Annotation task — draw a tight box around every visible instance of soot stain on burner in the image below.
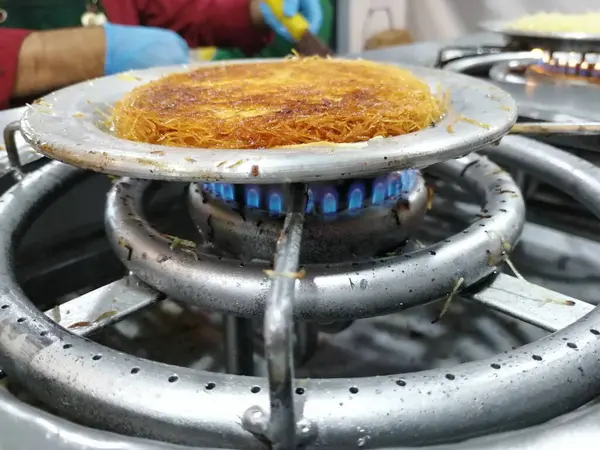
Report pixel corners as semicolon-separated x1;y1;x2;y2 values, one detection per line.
205;214;215;241
397;199;410;212
156;255;171;263
459;160;478;178
236;207;247;222
391;209;402;226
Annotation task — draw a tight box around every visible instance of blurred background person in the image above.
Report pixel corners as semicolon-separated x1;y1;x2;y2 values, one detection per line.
196;0;332;62
0;0;326;109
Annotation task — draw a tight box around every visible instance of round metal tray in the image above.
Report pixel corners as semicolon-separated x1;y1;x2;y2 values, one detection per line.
481;19;600;44
19;61;516;184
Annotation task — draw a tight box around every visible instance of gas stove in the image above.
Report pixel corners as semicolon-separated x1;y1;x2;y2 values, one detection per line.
2;57;600;450
430;28;600;242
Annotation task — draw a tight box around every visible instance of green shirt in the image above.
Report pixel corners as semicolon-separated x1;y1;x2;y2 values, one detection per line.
0;0;103;30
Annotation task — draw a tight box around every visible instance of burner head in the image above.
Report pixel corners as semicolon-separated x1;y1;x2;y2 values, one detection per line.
201;171;415;216
189;170;428;263
528;48;600;86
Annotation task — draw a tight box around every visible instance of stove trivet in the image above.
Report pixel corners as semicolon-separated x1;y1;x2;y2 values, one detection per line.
1;133;600;448
0;137;600;448
435;45;510;69
188;170;427;263
17;61;516;184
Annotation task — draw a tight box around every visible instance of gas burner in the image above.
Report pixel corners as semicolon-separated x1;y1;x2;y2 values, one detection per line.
439;44;600;242
528;49;600;84
2;133;600;449
456;20;600;89
487;49;600;88
4;61;600;450
199;171;418;216
105;152;523;319
440;48;600;88
442;51;600;123
188;170;427;263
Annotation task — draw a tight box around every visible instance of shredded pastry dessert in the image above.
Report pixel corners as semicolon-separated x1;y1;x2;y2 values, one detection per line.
508;12;600;34
110;57;445;149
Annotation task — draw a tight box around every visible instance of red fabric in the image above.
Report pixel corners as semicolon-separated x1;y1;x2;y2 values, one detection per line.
105;0;272;52
0;0;272;109
0;28;32;110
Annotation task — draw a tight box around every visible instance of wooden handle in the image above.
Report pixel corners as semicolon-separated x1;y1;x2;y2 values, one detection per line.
263;0;309;41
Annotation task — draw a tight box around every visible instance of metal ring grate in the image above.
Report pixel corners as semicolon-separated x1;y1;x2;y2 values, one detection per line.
105;152;524;320
0;137;600;448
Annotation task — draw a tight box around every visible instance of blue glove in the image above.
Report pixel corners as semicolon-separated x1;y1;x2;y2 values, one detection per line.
103;23;190;76
260;0;323;42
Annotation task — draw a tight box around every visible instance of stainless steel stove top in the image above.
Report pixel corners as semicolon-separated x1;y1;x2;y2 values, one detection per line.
2;39;600;450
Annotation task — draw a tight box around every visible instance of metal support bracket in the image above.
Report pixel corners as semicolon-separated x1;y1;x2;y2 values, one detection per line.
3;121;25;180
243;183;311;449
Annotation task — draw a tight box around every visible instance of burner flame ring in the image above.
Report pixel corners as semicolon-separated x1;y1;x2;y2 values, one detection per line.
187;171;428;264
105;153;524;321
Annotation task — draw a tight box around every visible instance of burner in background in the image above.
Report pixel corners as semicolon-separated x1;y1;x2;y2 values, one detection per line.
526;48;600;86
444;44;600;88
189;170;428;264
436;42;600;85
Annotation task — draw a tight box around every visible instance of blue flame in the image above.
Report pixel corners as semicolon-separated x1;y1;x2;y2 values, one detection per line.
306;189;315;214
386;173;402;198
321;188;338;215
268;190;284;215
204;182;217;194
400;170;417;195
205;169;419;214
222;184;235;201
371;177;387;205
348;182;366;211
245;185;260;209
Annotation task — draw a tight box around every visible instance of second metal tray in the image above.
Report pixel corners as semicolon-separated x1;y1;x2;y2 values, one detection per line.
480;19;600;50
